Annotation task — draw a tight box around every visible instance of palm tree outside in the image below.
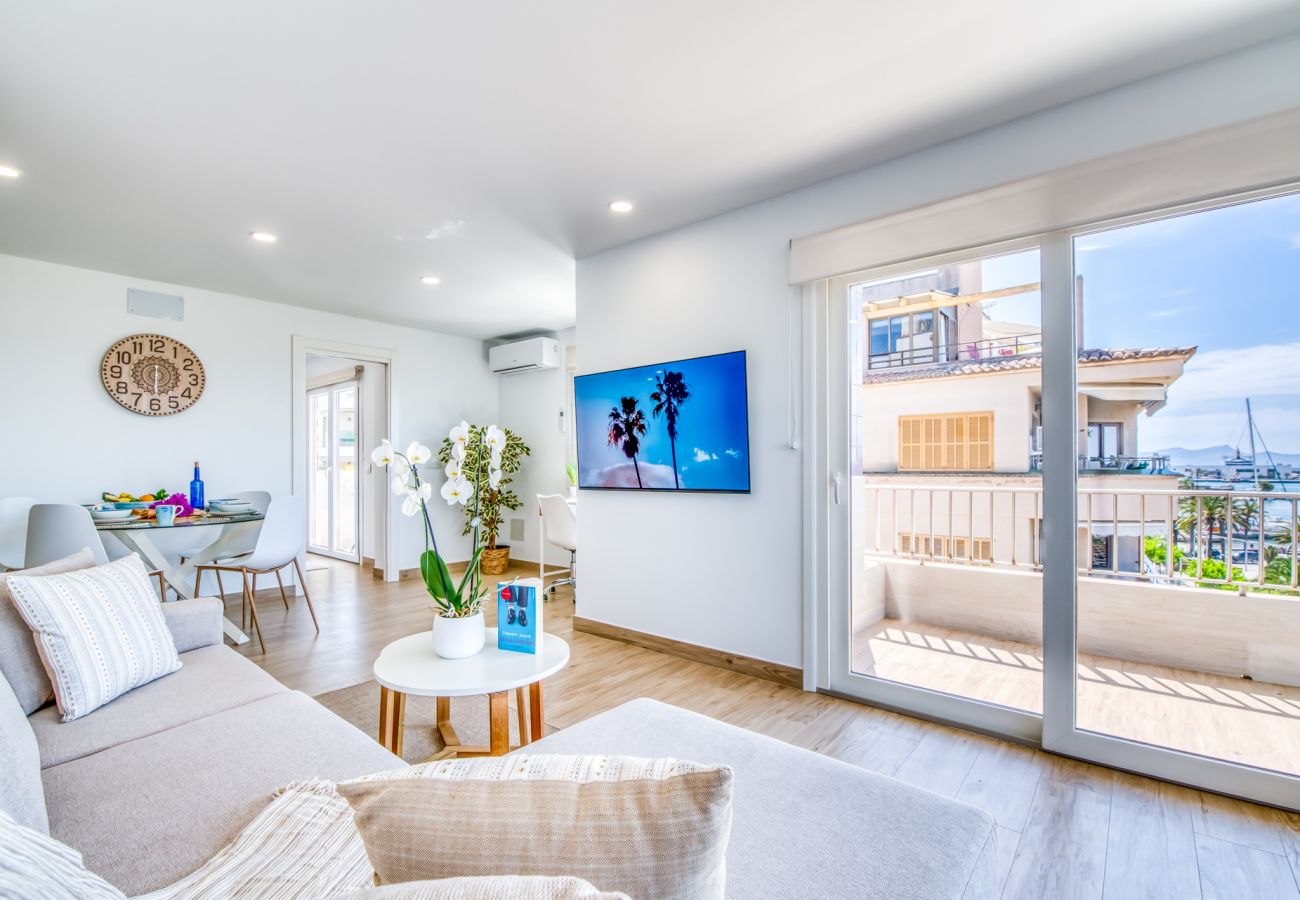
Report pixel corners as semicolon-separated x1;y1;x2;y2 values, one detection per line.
607;396;648;488
650;370;691;489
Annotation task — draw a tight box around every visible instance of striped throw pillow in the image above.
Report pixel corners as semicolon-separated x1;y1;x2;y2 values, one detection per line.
0;807;126;899
6;554;181;722
338;755;733;899
137;780;374;900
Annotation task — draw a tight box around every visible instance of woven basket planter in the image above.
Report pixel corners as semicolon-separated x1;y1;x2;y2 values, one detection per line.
480;545;511;576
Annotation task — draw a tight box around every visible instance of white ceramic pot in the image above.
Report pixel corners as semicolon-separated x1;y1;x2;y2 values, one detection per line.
568;485;578;500
431;611;486;659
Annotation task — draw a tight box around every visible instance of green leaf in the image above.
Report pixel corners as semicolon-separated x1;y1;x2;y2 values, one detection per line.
421;550;454;601
456;545;486;599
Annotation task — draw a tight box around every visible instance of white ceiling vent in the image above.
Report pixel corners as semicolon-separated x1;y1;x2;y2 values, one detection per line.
127;288;184;320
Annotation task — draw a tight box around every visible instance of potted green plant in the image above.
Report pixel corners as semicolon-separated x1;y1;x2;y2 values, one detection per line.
371;437;488;659
566;462;579;500
438;421;530;576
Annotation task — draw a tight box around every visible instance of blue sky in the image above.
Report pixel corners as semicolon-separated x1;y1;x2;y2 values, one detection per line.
575;351;751;491
970;192;1300;454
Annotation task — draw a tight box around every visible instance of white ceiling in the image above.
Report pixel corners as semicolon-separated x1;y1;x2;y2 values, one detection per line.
1;2;1298;338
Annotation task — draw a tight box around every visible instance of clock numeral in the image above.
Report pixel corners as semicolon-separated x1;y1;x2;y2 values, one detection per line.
150;338;164;352
116;351;131;364
149;397;162;413
168;396;179;411
181;387;192;399
182;359;194;372
132;341;143;354
109;364;122;378
116;381;127;394
188;374;199;387
131;393;143;407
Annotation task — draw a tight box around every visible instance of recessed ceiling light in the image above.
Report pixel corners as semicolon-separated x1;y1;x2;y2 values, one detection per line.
421;275;441;286
608;200;634;213
249;231;278;243
0;165;20;178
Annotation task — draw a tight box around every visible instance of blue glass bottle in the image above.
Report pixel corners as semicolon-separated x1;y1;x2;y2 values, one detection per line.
189;461;205;510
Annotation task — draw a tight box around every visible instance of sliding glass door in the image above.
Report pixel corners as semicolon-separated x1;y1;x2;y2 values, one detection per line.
822;188;1300;809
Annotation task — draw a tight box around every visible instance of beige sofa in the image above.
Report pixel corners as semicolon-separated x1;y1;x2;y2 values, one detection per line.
1;597;997;898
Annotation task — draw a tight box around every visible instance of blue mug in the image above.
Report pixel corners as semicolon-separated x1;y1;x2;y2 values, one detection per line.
155;505;179;527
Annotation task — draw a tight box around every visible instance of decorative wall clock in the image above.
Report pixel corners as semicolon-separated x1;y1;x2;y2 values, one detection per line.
100;333;206;416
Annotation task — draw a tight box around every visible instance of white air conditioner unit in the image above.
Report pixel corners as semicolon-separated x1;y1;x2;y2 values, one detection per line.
489;337;561;375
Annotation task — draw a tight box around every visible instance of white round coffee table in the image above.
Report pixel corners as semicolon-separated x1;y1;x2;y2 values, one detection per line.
373;628;570;759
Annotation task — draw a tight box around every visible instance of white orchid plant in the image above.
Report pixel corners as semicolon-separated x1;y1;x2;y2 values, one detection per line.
371;438;488;619
437;421;529;551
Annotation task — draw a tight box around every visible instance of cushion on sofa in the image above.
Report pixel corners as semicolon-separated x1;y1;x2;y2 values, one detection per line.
29;644;288;768
43;690;402;895
0;808;125;899
0;547;97;715
134;779;373;900
523;699;999;900
6;554;181;721
328;876;631;899
0;672;47;834
159;597;225;654
339;755;732;899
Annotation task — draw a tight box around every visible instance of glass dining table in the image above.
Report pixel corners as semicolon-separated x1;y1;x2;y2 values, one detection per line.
95;511;265;645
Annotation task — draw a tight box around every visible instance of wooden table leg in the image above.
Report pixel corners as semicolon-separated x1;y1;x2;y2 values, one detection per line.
529;681;544;742
488;691;510;756
378;686;406;757
515;687;529;746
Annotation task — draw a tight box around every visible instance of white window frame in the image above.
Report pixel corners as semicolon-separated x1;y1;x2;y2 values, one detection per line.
814;185;1300;810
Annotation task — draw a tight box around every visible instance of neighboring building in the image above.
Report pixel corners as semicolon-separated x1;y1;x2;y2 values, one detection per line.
853;264;1195;572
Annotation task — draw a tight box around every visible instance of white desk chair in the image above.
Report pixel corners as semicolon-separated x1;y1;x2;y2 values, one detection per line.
25;504;166;598
193;495;317;653
0;497;37;570
537;493;577;602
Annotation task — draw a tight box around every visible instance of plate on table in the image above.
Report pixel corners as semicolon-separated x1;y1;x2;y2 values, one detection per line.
90;508;133;521
210;502;252;515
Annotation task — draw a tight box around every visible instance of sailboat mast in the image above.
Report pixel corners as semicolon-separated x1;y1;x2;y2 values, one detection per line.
1246;398;1259;486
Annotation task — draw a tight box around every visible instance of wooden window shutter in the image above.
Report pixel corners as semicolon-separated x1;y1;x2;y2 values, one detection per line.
897;411;994;472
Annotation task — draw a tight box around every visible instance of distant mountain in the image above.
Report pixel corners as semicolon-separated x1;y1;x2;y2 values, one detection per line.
1154;444;1300;467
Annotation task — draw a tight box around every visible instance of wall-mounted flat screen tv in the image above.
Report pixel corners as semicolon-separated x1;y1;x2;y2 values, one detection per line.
574;350;750;493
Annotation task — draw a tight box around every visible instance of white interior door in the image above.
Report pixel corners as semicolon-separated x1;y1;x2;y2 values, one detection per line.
308;380;360;562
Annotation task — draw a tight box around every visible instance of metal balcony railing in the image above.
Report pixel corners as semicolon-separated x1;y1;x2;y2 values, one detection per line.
1028;454;1173;473
861;483;1299;594
867;333;1043;371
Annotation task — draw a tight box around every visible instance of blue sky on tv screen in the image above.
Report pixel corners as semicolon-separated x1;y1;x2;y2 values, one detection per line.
575;351;750;491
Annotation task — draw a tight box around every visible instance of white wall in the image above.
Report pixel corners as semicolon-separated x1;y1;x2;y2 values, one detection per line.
575;35;1300;669
495;327;576;566
0;254;497;569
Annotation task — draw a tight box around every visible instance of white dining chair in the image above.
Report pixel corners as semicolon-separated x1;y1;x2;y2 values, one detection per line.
25;504;166;597
179;490;271;565
0;497;37;570
537;493;577;602
192;495;317;653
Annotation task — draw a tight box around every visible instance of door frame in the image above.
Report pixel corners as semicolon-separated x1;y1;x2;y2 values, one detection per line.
291;336;399;582
306;378;362;562
810;189;1300;810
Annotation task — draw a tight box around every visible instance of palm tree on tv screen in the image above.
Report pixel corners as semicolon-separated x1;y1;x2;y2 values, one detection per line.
651;370;690;489
607;396;648;488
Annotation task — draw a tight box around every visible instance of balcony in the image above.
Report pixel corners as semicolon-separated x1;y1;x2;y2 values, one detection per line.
852;480;1300;773
866;333;1042;372
1029;454;1173;474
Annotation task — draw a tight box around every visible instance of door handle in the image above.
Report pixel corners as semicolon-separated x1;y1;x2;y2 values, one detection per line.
831;473;843;505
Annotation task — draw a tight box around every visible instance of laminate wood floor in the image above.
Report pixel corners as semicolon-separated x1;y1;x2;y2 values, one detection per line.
232;555;1300;900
